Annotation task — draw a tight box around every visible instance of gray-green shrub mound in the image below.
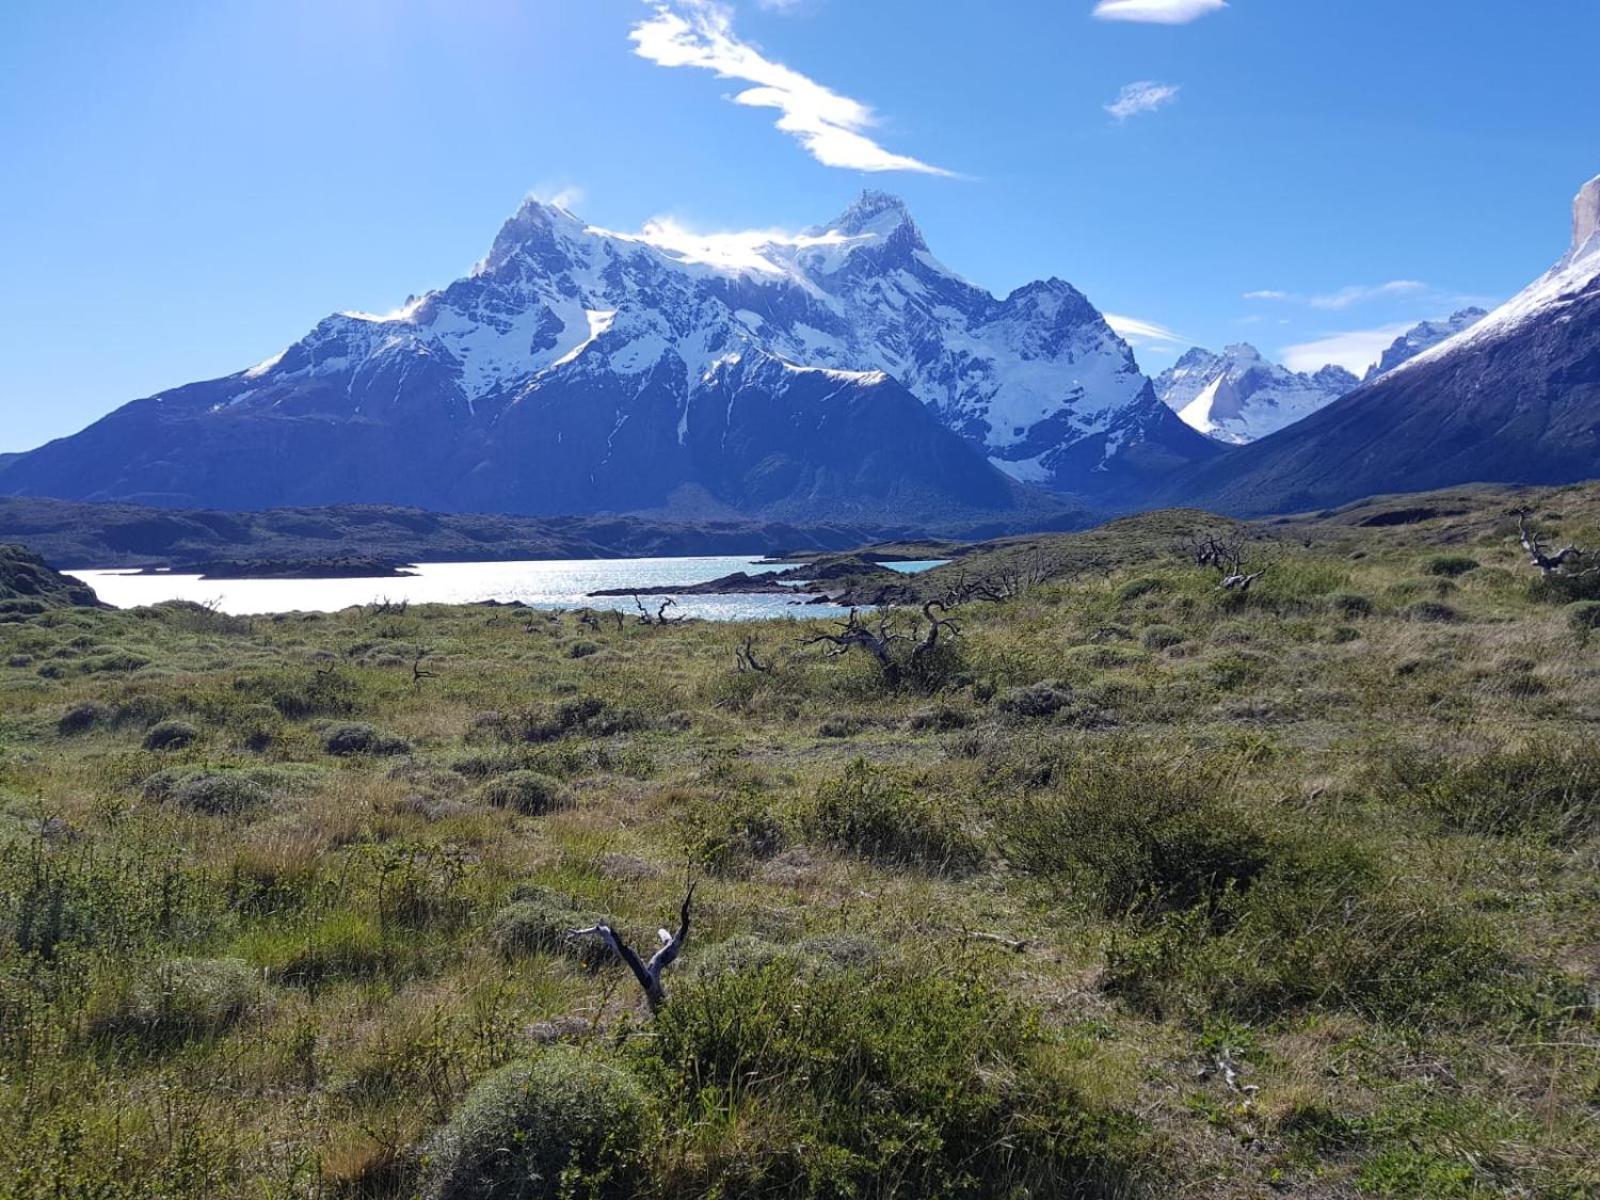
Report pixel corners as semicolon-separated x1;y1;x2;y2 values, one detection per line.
476;770;573;815
89;956;261;1043
422;1046;650;1200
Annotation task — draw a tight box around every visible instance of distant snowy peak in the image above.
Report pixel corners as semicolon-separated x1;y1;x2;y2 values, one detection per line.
1364;308;1488;382
1155;343;1357;445
1397;174;1600;377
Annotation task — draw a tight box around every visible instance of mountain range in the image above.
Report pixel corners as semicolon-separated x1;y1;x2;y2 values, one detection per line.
1169;176;1600;514
0;192;1215;525
1154;309;1488;446
3;177;1598;527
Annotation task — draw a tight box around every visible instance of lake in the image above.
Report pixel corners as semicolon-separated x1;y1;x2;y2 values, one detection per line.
72;557;948;621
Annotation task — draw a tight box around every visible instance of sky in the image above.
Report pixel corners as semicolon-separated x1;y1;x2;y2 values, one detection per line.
2;0;1596;452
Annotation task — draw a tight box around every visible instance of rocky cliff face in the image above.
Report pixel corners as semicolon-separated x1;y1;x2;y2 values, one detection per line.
0;192;1217;521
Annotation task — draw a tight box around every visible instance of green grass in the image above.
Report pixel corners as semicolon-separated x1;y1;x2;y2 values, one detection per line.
1;484;1598;1198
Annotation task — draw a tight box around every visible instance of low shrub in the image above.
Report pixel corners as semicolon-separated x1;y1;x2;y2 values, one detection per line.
1003;750;1270;921
143;720;198;751
1129;873;1511;1025
1422;554;1480;578
644;957;1142;1198
809;759;981;872
476;770;573;816
142;770;272;816
1528;570;1600;604
1567;600;1600;643
567;640;601;659
673;787;787;872
997;680;1074;719
1402;601;1461;624
1374;741;1600;842
237;668;357;719
488;888;593;958
88;956;261;1043
58;701;112;736
1327;592;1375;619
1141;624;1186;651
422;1047;650;1200
322;723;411;757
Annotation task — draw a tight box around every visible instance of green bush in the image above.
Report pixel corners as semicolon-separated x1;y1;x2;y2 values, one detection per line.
1422;554;1480;578
58;701;112;735
143;719;199;751
1004;750;1270;921
422;1047;650;1200
1141;624;1186;651
146;771;272;816
1327;592;1375;619
1402;601;1461;624
476;771;574;816
1374;741;1600;842
673;787;787;872
997;680;1074;719
89;957;261;1043
1567;600;1600;642
322;723;411;756
1181;874;1508;1024
810;759;981;872
1528;570;1600;604
645;957;1141;1198
237;668;357;719
487;888;593;959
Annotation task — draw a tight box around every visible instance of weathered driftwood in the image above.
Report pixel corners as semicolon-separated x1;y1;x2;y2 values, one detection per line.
568;883;695;1012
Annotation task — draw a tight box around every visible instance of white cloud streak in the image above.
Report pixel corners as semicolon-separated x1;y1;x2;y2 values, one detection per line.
1105;81;1180;121
1093;0;1227;25
1245;281;1429;310
1105;312;1189;349
1280;323;1416;375
630;1;949;175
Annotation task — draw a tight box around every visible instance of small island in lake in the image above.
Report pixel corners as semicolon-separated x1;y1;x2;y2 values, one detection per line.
137;556;419;581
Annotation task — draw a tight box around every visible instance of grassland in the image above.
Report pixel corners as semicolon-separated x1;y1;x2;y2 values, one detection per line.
2;484;1599;1199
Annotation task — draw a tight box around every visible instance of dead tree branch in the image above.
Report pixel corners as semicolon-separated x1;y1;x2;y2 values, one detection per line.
804;608;909;686
633;595;682;626
1516;510;1590;576
411;648;436;691
568;882;696;1012
734;635;773;674
911;600;960;667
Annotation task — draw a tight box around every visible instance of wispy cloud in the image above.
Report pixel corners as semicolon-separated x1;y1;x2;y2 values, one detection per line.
1106;312;1189;349
1105;81;1180;121
1093;0;1227;25
1245;280;1428;311
630;1;949;175
1280;322;1415;375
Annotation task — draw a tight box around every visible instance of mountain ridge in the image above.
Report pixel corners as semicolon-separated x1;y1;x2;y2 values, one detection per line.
0;191;1217;520
1167;174;1600;515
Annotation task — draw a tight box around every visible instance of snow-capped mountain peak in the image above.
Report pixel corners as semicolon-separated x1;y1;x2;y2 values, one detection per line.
1363;309;1488;382
1397;175;1600;377
100;190;1214;500
1155;343;1357;445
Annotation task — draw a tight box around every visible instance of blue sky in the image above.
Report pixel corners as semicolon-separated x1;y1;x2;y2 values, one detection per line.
2;0;1595;451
